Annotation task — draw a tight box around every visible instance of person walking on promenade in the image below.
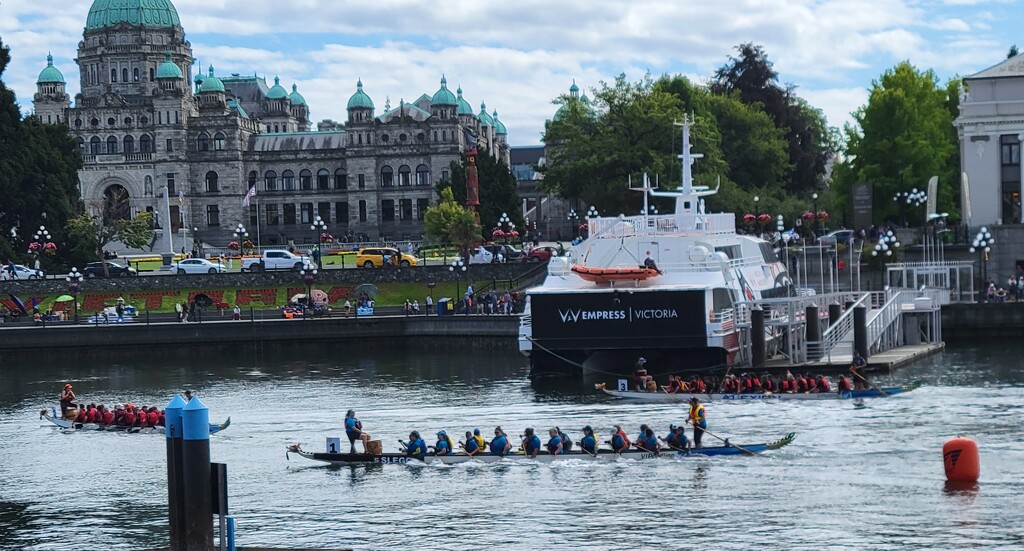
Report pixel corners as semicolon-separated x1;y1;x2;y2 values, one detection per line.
688;397;707;449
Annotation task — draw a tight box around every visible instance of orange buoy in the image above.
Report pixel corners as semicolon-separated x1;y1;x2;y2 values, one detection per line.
943;437;980;483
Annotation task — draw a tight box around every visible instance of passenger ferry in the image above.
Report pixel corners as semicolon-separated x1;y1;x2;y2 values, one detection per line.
520;118;794;377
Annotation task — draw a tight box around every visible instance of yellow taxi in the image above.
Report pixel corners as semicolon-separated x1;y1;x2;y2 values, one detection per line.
356;247;418;268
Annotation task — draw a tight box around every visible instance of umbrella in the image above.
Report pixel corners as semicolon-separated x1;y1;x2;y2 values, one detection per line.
54;295;75;302
289;293;307;303
7;292;27;314
310;289;328;305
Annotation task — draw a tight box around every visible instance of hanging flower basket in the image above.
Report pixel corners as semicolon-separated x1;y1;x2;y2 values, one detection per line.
320;232;334;244
227;241;241;251
492;229;506;239
757;214;772;224
743;214;756;224
817;211;829;222
801;211;815;221
241;239;256;254
508;230;520;238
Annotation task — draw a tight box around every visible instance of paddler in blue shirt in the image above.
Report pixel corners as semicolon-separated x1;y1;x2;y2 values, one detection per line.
404;431;428;460
661;424;690;453
433;430;453;456
635;427;660;454
580;426;598;455
522;428;542;458
489;426;511;456
546;428;564;456
463;431;480;456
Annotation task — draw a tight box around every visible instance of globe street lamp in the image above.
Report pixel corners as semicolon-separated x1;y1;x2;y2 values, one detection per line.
893;188;927;227
29;224;55;271
449;258;467;312
66;268;82;324
970;227;994;302
811;192;819;236
311;215;328;269
567;209;579;239
300;267;317;317
232;223;248;270
587;206;600;218
872;229;900;288
641;205;659;215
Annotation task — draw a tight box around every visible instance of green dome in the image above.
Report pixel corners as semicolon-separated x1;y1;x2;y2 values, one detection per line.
289;83;307;106
456;86;473;116
37;54;65;84
155;51;183;79
477;101;494;127
569;80;579;95
267;76;289;100
430;76;457;106
199;65;224;93
347;79;374;110
492;110;507;135
86;0;181;30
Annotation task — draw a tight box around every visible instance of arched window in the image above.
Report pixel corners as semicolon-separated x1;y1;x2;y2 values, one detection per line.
381;134;390;143
149;67;154;81
102;185;131;224
317;169;330;190
90;136;101;154
106;135;118;154
300;169;313;190
442;130;447;142
380;166;394;187
213;132;225;151
77;138;85;154
265;170;278;191
334;169;347;189
282;170;295;190
111;68;117;82
139;134;152;153
133;68;140;82
248;171;258;188
122;68;128;83
416;164;430;187
197;133;209;152
123;135;135;154
205;171;219;193
433;130;438;141
398;165;411;186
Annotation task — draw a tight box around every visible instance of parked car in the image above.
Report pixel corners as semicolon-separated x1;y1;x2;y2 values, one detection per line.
241;250;312;272
480;244;523;262
175;258;226;274
525;246;561;263
356;247;418;268
83;261;137;278
467;247;494;264
1;264;44;279
817;230;854;246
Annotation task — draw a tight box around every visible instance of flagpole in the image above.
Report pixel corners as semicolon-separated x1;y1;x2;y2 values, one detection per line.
255;197;261;252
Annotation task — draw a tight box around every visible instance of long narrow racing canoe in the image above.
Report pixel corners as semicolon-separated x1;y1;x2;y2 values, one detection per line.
41;407;230;434
286;433;795;465
595;382;920;402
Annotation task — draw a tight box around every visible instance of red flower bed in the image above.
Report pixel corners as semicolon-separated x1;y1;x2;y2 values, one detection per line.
286;287;305;299
82;293;121;311
130;291;181;309
188;290;225;304
235;288;279;306
327;286;356;303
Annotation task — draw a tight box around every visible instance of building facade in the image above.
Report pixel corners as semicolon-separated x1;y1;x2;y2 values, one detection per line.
33;0;510;251
955;53;1024;227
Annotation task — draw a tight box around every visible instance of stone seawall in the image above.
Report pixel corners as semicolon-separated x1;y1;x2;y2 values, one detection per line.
941;302;1024;340
0;262;541;295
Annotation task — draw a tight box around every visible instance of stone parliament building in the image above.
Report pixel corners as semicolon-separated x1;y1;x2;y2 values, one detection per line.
33;0;510;250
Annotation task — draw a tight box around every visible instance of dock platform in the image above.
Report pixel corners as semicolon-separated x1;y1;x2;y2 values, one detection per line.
764;342;945;374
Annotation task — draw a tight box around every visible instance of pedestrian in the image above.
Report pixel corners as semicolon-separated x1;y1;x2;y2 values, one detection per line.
115;301;124;322
232;304;241;320
175;301;184;322
425;294;432;315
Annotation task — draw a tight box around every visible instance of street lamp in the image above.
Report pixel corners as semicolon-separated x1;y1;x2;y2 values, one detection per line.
29;224;55;270
893;188;927;227
300;267;317;317
587;206;599;218
567;209;579;239
811;192;819;236
65;268;82;324
449;258;467;311
872;229;900;288
232;223;248;270
311;215;328;269
970;227;994;302
641;205;659;215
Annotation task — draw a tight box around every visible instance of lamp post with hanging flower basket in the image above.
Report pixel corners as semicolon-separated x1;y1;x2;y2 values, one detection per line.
28;225;56;272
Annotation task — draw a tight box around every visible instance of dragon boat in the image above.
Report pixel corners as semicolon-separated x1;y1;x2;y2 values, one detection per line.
286;433;795;465
595;382;920;402
40;407;230;434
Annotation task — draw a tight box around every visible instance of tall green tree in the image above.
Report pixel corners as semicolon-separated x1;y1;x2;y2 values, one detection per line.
832;61;959;226
0;36;83;269
436;147;522;232
423;187;481;259
67;186;153;275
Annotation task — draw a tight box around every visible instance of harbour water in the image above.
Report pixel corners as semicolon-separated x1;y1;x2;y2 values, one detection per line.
1;345;1022;550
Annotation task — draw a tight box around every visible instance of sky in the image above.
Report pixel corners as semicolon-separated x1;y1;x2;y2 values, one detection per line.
0;0;1019;147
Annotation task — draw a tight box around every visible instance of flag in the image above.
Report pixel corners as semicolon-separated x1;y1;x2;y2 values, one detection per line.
178;191;185;205
242;185;257;207
464;129;478;149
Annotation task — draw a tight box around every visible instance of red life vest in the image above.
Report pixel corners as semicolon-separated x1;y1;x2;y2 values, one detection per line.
819;379;831;392
88;409;99;423
744;379;753;390
696;380;706;392
148;411;159;426
839;379;851;392
125;412;136;426
102;411;114;425
764;380;774;391
75;410;87;422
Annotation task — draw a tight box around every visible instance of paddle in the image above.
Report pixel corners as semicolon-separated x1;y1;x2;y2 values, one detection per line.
576;441;597;457
850;366;888;397
686;419;754;455
603;440;625;457
658;437;691;456
633;442;660;456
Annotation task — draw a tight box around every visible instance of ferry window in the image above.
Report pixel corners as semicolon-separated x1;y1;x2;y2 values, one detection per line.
759;242;781;264
712;289;732;311
714;246;740;260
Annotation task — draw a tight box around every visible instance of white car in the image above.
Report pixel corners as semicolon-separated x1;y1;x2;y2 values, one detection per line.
467;247;495;264
2;264;44;279
175;258;226;274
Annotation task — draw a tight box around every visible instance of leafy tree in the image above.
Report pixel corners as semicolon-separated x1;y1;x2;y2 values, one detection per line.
423;187;481;259
436;147;522;232
705;93;790;190
0;37;83;269
1009;45;1019;59
67;187;153;275
832;61;959;226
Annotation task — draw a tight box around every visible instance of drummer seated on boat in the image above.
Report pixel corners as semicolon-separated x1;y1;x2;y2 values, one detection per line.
633;358;654;391
609;425;630;453
546;428;564;456
522;428;542;458
490;427;511;456
433;430;453;456
404;431;428;460
580;426;597;454
59;384;76;419
344;410;371;454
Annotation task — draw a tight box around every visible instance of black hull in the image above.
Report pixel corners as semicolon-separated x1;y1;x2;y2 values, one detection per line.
529;347;728;379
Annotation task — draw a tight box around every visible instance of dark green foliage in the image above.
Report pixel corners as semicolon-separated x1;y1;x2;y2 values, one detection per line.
0;36;84;270
435;146;523;232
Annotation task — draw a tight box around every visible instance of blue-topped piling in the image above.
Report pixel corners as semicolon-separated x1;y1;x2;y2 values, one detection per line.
165;394;186;551
182;396;213;551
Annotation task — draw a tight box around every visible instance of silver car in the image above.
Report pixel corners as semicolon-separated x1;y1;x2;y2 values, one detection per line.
175;258;226;274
